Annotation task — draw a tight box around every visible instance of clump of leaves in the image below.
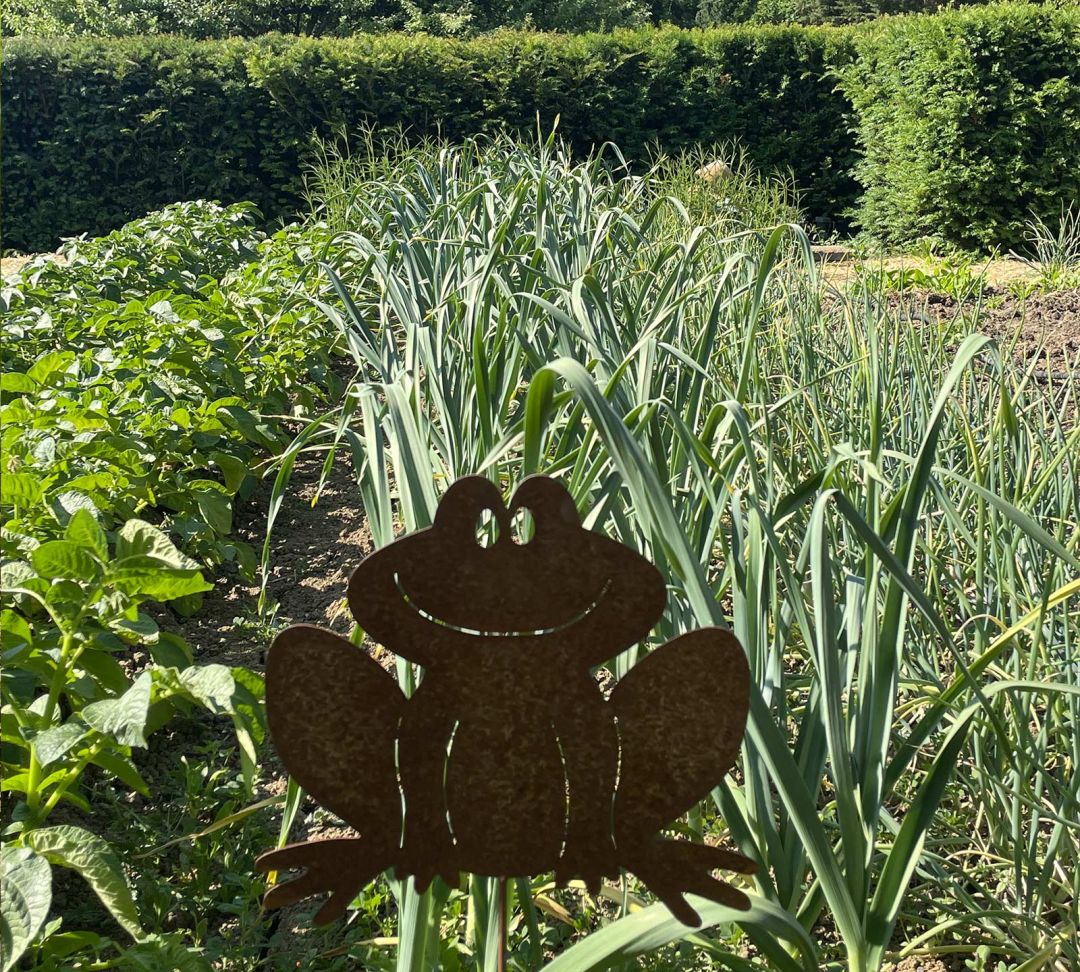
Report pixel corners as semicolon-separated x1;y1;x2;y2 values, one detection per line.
0;200;343;969
1013;200;1080;290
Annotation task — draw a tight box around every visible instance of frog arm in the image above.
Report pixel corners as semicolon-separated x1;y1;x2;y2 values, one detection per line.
265;624;404;842
395;682;458;890
551;682;621;890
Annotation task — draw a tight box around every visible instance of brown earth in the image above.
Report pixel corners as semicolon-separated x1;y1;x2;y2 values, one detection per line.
155;455;373;670
975;290;1080;371
813;245;1040;290
884;960;954;972
1;253;64;275
893;288;1080;369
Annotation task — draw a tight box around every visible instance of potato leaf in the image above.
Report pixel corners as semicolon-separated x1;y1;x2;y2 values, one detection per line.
0;846;52;972
64;509;108;559
82;672;152;748
0;372;37;394
1;473;43;508
31;541;99;581
106;564;213;602
114;520;199;570
33;721;89;768
26;826;141;940
178;665;236;714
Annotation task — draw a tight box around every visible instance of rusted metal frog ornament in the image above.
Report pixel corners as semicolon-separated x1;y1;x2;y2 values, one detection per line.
256;475;754;926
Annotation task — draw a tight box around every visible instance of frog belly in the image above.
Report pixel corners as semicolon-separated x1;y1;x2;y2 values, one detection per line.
444;720;566;876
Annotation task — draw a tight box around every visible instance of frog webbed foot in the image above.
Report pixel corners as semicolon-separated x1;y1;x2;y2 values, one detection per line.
555;832;619;895
622;837;757;926
257;837;391;925
395;824;459;893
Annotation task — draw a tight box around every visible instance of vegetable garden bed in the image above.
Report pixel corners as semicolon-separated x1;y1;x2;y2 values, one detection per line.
2;136;1077;971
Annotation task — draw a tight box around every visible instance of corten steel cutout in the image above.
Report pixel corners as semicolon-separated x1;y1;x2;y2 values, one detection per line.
255;475;755;927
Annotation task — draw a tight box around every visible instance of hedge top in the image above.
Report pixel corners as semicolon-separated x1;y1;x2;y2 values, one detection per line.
3;4;1078;252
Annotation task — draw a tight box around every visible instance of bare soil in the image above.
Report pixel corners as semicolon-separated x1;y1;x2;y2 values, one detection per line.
813;245;1040;290
974;290;1080;372
885;960;954;972
1;253;64;275
156;456;373;670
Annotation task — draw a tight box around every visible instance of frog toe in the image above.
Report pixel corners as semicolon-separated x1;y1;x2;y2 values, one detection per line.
622;836;755;924
258;837;388;924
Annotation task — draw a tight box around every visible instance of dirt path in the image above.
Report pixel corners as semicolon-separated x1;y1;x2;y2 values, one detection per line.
813;245;1040;290
157;455;372;670
889;288;1080;379
2;253;63;275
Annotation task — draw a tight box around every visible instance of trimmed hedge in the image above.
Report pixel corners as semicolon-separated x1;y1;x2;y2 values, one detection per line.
1;27;857;252
844;3;1080;249
3;6;1078;252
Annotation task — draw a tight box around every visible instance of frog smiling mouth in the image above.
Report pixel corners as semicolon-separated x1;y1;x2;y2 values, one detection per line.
394;573;611;638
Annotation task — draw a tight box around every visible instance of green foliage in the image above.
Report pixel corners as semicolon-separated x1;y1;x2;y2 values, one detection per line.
842;3;1080;248
271;135;1079;970
0;26;857;252
1;201;334;574
1;0;657;37
2;0;1067;37
1;0;157;36
2;135;1079;969
7;5;1076;253
696;0;1005;27
0;0;399;38
1013;199;1080;289
0;200;338;970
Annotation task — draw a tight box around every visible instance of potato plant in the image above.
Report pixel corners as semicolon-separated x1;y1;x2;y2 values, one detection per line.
0;202;340;969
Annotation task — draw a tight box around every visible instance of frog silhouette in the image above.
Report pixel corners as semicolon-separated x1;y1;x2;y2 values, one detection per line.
256;475;755;926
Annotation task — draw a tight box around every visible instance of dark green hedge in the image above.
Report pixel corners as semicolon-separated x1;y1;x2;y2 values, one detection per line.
4;7;1078;253
1;27;857;252
844;3;1080;249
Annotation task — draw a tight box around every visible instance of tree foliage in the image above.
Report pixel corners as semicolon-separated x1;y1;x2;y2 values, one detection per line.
2;0;1068;36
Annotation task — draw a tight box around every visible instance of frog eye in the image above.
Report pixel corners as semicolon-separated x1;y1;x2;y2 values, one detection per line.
473;507;501;548
435;476;507;539
509;476;579;541
509;507;534;545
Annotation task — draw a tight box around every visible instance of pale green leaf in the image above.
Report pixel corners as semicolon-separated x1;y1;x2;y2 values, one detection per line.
64;509;108;559
115;521;199;570
82;672;152;748
178;665;235;714
26;826;141;939
1;473;43;508
31;541;99;581
0;845;52;972
33;721;89;768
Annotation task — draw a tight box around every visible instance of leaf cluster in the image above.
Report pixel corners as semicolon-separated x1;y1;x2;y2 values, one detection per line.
0;25;857;253
841;2;1080;248
0;200;340;970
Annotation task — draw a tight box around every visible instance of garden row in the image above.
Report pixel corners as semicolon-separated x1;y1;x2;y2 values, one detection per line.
4;2;1079;253
3;135;1078;970
0;202;346;968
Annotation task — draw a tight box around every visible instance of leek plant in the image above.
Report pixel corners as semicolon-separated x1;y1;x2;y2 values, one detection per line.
265;135;1079;971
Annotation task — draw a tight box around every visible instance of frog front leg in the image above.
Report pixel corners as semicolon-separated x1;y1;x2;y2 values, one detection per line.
257;838;387;925
396;680;459;892
553;675;620;893
256;624;404;922
610;628;757;925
